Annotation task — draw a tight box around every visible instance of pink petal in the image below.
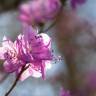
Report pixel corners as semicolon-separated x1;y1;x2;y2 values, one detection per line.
19;3;30;16
0;47;5;60
20;65;41;81
2;36;14;50
41;63;45;80
3;61;15;73
20;67;31;81
39;33;51;49
45;60;52;70
19;15;30;23
29;67;42;78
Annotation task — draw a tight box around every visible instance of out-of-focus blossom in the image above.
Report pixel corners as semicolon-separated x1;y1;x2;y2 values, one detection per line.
19;0;61;25
0;25;52;80
59;88;71;96
71;0;86;9
85;71;96;90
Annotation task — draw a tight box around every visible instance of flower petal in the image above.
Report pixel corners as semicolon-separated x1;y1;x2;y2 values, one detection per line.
0;47;5;60
20;65;41;81
20;67;31;81
3;60;24;73
39;33;51;48
2;36;14;50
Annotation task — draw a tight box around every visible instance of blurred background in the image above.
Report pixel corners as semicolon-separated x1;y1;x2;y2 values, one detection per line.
0;0;96;96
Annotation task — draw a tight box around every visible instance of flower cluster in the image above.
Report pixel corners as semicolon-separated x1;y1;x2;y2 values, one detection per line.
19;0;61;25
0;0;86;83
0;0;62;81
71;0;86;9
59;88;71;96
0;25;52;80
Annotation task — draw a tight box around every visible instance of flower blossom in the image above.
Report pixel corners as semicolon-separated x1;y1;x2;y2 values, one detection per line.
85;70;96;90
20;25;52;80
0;25;52;80
59;88;71;96
71;0;86;9
19;0;61;25
0;35;25;73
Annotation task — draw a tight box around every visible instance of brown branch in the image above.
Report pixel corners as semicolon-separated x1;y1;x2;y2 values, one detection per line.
5;65;26;96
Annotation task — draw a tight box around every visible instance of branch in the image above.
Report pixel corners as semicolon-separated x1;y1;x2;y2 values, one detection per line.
5;65;26;96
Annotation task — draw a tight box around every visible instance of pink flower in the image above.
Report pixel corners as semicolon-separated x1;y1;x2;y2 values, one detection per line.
60;88;71;96
19;0;61;24
71;0;86;9
0;25;52;80
0;35;25;72
20;25;52;80
85;70;96;90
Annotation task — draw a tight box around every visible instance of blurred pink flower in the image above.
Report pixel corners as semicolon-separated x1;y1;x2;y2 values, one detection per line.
85;70;96;90
19;0;61;24
60;88;71;96
71;0;86;9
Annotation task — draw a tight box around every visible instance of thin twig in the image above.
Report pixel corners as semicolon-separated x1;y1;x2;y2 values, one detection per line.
5;65;26;96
